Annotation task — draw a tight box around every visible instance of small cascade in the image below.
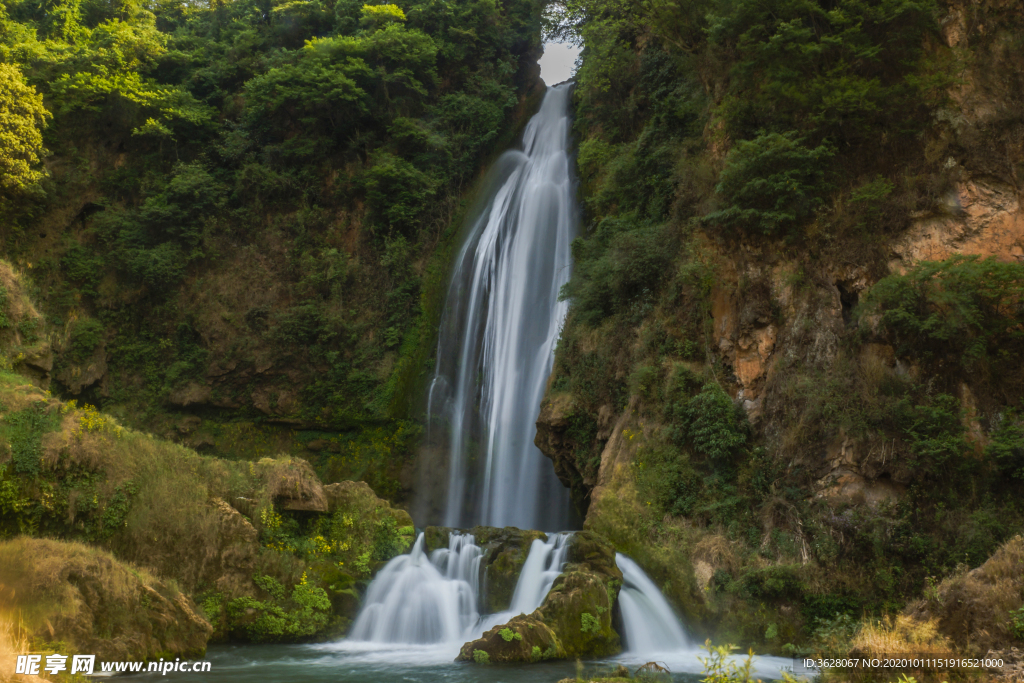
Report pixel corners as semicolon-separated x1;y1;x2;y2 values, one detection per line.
508;534;570;614
615;553;691;655
347;534;479;644
348;532;572;648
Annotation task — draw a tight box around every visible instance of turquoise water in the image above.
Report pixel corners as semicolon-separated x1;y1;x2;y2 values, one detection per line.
118;642;797;682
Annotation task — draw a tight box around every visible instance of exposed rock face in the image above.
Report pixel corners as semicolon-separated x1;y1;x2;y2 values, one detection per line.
535;392;595;518
457;530;623;662
0;537;212;661
906;535;1024;654
892;180;1024;268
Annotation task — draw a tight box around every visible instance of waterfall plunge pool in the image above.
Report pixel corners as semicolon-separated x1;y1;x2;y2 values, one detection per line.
116;536;797;682
116;642;798;682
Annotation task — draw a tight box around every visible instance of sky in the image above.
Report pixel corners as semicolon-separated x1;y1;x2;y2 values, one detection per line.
538;42;580;85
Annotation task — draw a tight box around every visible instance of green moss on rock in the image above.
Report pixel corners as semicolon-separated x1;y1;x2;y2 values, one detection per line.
458;530;623;662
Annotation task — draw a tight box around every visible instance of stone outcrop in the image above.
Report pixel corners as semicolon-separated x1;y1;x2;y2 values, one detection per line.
457;530;623;663
0;537;212;661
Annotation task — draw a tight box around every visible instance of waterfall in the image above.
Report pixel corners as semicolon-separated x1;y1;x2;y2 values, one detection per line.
347;534;479;644
426;83;578;530
348;532;571;648
508;534;570;614
615;553;691;655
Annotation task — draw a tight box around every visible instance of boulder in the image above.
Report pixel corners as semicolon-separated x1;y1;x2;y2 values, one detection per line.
258;457;328;512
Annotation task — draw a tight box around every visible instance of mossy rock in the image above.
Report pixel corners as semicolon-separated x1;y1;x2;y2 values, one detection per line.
425;525;546;612
471;526;547;613
423;525;456;552
456;613;566;663
459;530;622;662
535;568;620;657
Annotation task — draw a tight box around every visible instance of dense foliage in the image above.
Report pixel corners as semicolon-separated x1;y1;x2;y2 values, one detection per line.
547;0;1024;652
0;0;543;490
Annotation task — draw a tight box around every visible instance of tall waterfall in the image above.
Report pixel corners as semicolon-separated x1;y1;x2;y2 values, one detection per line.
615;553;691;655
426;83;578;530
348;532;570;649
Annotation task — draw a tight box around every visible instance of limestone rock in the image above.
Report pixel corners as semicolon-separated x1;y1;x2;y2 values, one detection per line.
535;391;592;517
457;613;565;664
259;457;328;512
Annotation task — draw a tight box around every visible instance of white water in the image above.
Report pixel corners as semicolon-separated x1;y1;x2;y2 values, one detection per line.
426;83;578;530
615;553;691;655
347;532;571;653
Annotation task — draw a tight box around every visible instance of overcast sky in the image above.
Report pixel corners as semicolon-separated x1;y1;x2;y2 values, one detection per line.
538;42;580;85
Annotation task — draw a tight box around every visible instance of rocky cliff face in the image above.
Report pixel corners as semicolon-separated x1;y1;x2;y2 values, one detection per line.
536;0;1024;649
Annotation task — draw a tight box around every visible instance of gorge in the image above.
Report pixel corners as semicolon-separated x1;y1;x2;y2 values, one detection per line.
2;0;1024;681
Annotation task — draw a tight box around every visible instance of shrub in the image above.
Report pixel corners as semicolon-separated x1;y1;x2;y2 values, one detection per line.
580;611;600;633
498;627;521;642
672;383;748;464
739;565;802;600
1010;607;1024;641
860;256;1024;374
472;649;490;664
702;131;834;238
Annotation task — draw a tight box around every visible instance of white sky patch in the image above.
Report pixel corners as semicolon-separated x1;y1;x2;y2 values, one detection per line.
538;42;580;86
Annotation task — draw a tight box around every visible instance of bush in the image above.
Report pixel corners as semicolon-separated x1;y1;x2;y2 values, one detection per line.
672;383;748;464
739;565;803;600
560;216;677;325
860;256;1024;374
702;132;834;238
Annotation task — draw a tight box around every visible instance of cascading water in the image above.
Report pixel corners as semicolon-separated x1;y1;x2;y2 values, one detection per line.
425;83;578;531
615;553;691;655
347;532;571;652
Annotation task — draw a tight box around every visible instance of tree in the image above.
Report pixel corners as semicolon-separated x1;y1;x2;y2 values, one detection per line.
0;63;51;197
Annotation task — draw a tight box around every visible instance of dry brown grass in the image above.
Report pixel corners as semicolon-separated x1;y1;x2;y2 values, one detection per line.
0;537;210;662
257;457;327;512
0;611;35;683
906;534;1024;654
692;533;741;574
850;614;951;658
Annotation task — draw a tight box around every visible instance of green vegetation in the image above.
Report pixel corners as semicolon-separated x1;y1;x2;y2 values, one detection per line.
0;63;50;202
0;372;411;644
472;649;491;664
499;626;523;642
861;256;1024;381
0;0;547;497
546;0;1024;658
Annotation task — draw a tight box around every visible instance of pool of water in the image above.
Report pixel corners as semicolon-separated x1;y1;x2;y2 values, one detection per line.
117;641;799;682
